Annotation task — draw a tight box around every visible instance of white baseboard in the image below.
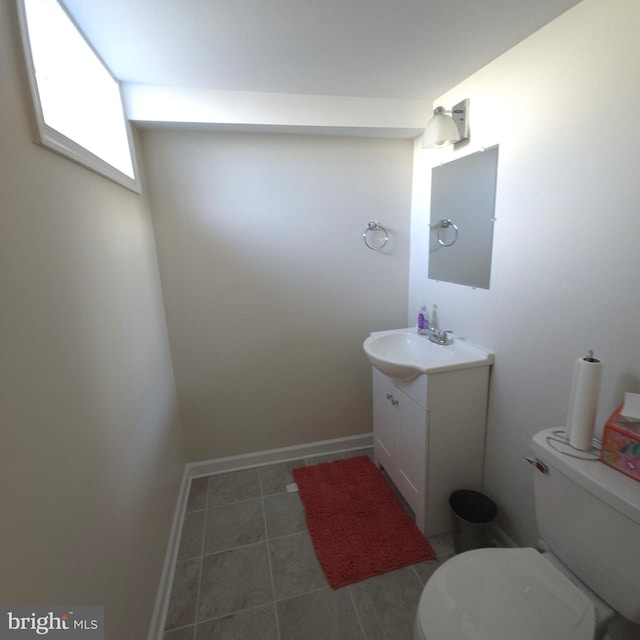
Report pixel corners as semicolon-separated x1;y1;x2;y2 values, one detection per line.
146;466;191;640
187;432;373;478
147;432;373;639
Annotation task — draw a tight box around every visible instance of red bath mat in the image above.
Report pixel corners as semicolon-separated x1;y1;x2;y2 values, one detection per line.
293;455;436;588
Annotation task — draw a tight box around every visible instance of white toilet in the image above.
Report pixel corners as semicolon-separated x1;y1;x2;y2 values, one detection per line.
414;427;640;640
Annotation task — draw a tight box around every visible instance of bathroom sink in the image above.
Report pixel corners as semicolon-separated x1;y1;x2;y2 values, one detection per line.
363;328;494;380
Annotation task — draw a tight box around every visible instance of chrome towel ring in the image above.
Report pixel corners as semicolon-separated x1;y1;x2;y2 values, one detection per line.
363;221;389;250
436;219;458;247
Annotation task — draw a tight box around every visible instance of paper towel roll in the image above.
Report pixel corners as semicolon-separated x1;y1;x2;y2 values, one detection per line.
565;353;603;451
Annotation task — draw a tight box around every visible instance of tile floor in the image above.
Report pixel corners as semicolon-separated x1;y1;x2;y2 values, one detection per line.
163;448;455;640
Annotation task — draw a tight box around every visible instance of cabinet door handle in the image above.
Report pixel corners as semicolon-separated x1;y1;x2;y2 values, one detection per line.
385;393;399;406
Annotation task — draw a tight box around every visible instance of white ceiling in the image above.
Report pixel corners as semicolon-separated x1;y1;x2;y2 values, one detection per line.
61;0;582;103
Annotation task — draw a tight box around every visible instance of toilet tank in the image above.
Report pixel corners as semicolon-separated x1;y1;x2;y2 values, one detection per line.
531;428;640;623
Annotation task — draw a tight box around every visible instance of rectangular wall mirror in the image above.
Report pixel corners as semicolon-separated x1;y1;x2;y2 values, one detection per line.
428;145;499;289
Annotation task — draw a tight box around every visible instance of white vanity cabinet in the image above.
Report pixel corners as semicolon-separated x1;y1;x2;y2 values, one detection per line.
372;364;491;536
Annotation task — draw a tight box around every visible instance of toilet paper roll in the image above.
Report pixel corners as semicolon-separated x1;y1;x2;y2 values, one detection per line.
565;353;603;451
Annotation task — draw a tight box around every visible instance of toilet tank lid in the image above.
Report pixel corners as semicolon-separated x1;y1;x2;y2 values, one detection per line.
532;428;640;526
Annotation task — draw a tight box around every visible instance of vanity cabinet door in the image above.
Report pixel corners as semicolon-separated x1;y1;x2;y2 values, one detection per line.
371;364;490;536
372;369;427;523
372;369;397;481
394;391;427;519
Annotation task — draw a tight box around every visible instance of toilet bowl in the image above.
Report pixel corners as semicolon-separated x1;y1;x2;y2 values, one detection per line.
414;547;596;640
414;427;640;640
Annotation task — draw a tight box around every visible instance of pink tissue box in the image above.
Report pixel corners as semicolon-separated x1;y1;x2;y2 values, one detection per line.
600;404;640;482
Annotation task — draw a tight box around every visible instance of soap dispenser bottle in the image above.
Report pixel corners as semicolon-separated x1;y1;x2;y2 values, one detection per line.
430;304;439;330
418;303;429;335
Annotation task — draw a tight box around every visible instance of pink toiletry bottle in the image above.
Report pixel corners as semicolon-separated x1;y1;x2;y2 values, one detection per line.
418;304;429;335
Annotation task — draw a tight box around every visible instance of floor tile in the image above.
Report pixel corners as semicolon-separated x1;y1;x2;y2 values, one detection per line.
428;532;455;560
264;491;307;539
195;604;278;640
207;468;261;507
163;445;457;640
411;559;441;585
259;461;299;495
177;509;205;561
277;587;365;640
348;566;423;640
165;557;201;630
164;625;195;640
203;498;265;554
198;542;273;621
269;532;328;600
187;478;208;511
413;533;454;584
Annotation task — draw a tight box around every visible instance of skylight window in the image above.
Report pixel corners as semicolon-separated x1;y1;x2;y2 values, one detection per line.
18;0;140;191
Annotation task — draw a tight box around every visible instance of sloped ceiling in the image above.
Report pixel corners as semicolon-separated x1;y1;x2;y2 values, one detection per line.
61;0;582;134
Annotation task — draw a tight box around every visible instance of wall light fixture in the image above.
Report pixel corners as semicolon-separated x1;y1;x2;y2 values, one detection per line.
423;99;469;148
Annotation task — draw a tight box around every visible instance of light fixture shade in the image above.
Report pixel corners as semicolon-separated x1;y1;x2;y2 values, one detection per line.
422;99;469;149
423;112;461;148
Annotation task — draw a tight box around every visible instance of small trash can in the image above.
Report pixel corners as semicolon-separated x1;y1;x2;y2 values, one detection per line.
449;489;497;554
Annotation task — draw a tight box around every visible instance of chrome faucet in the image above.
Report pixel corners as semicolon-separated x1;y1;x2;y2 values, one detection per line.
428;327;453;345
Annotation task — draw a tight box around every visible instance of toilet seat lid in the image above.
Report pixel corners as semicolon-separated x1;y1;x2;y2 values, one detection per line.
416;547;594;640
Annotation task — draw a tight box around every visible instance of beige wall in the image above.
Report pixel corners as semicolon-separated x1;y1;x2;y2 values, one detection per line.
409;0;640;545
141;130;412;460
0;5;185;639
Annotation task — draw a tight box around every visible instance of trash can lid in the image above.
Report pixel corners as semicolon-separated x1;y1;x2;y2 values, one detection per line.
416;548;594;640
